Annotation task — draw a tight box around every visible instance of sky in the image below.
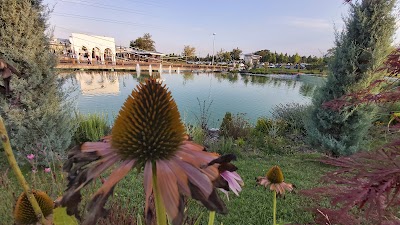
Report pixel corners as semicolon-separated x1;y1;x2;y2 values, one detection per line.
43;0;400;57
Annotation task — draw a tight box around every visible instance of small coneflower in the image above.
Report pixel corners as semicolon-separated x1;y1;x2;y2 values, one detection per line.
256;165;294;225
256;165;293;196
60;79;233;225
14;190;53;225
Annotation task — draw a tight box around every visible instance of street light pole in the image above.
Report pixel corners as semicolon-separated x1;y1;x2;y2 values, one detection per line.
211;33;216;66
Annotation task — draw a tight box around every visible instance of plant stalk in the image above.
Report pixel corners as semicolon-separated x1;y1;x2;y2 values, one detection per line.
208;211;216;225
273;190;277;225
152;162;167;225
0;117;48;225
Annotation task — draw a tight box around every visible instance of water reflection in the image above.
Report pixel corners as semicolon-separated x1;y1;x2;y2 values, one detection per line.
76;72;120;96
61;71;324;125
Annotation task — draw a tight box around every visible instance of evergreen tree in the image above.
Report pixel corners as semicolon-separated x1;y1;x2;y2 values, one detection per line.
0;0;74;162
306;0;396;156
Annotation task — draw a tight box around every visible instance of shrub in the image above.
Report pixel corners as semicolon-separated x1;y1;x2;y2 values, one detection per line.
186;124;207;145
271;103;309;134
0;0;75;163
254;117;273;134
220;112;251;140
307;0;396;156
208;137;241;157
74;113;110;143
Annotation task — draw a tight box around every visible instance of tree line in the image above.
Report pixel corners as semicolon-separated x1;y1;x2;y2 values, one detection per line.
129;34;325;64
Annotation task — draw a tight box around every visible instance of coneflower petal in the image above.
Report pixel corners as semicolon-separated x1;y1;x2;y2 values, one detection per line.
220;171;242;196
166;159;190;196
143;161;154;224
61;144;120;219
156;160;184;225
175;160;228;214
83;159;136;225
176;160;213;197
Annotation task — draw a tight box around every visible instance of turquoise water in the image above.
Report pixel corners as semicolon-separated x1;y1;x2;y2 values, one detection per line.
61;71;325;127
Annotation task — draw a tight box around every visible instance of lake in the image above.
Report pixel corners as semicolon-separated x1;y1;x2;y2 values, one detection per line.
61;71;325;127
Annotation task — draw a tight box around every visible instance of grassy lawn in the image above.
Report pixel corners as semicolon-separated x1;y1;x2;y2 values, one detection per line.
0;152;333;225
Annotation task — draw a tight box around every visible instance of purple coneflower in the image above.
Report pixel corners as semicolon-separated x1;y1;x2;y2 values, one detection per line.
60;79;233;225
205;154;244;199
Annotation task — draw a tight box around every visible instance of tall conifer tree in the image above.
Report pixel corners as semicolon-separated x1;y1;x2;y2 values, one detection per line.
307;0;396;156
0;0;74;161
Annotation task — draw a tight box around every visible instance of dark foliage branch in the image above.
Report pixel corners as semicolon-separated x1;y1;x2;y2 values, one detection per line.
322;48;400;111
302;140;400;224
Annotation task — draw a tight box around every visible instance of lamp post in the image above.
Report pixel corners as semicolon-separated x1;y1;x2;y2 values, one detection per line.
211;33;216;66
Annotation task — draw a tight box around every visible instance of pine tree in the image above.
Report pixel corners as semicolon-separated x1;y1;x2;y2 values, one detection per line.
0;0;74;162
306;0;396;156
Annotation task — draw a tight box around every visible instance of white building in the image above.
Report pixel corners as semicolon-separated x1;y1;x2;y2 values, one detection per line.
244;54;262;66
69;33;116;64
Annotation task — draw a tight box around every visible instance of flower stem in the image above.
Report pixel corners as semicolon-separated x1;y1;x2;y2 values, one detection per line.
273;190;277;225
208;211;216;225
152;162;167;225
0;117;48;225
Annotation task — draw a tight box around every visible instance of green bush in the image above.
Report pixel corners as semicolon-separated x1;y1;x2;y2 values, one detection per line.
74;113;110;143
254;117;273;134
220;112;251;140
208;137;241;157
0;1;76;164
186;124;207;145
271;103;310;134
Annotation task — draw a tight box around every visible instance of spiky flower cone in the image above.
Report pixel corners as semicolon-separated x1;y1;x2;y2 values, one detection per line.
14;190;53;225
266;166;284;184
112;79;186;164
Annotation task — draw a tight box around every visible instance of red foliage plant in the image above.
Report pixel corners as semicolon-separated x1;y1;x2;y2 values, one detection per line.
301;141;400;224
302;47;400;224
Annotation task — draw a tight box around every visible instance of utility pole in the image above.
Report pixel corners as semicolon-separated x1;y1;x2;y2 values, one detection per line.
211;33;216;66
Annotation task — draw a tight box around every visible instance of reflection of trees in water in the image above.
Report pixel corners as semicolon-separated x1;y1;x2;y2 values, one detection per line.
214;73;239;83
238;74;322;94
136;73;160;83
182;72;194;81
299;83;316;97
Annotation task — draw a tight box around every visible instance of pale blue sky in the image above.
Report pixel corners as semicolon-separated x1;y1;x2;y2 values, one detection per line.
43;0;399;57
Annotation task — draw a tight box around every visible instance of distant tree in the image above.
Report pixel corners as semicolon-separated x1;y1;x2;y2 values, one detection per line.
270;54;277;63
222;52;232;62
293;53;301;64
306;55;313;63
216;49;231;62
277;53;284;63
254;49;270;62
130;33;156;51
283;53;289;63
182;45;196;61
306;0;396;156
230;48;242;60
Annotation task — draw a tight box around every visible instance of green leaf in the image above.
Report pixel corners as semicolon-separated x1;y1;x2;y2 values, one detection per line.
193;212;203;225
137;214;143;225
53;207;78;225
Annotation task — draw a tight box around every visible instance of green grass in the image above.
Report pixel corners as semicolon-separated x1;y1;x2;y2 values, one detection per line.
0;152;332;225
